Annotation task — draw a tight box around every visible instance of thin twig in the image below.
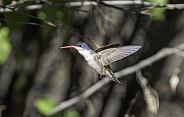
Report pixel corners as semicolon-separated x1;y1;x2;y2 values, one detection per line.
136;70;159;116
125;91;140;115
46;44;184;117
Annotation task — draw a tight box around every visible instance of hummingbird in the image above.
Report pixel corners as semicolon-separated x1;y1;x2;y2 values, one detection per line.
60;42;141;85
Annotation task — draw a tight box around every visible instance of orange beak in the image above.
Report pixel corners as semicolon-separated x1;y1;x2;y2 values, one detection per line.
59;45;75;49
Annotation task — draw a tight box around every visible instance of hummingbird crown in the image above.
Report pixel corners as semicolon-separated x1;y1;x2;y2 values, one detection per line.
75;42;90;50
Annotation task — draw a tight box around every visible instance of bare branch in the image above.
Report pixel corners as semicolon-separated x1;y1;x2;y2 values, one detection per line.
0;105;6;117
46;44;184;117
136;70;159;116
125;91;140;115
0;1;184;13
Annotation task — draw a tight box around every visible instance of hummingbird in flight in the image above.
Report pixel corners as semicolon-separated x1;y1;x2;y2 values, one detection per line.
60;42;141;85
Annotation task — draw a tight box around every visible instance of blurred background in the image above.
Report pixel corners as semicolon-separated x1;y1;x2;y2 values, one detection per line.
1;0;184;117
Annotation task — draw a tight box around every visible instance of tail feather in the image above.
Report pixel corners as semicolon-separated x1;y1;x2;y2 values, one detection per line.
112;75;122;85
104;65;122;85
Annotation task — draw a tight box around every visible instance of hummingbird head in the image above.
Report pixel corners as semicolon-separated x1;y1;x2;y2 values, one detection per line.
75;42;90;50
60;42;92;59
59;42;91;51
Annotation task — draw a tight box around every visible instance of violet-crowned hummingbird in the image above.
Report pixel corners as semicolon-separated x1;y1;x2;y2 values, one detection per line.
60;42;141;85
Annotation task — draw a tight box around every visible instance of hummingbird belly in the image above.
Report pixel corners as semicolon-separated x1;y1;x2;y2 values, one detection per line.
87;60;103;74
77;49;103;74
86;56;114;79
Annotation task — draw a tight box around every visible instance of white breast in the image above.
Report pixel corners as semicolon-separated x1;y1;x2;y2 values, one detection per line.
75;48;102;74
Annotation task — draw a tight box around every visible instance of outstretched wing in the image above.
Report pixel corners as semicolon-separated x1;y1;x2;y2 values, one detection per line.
98;46;141;65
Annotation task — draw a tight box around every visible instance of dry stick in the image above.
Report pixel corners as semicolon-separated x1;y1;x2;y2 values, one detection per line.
1;1;184;13
125;91;140;116
46;44;184;117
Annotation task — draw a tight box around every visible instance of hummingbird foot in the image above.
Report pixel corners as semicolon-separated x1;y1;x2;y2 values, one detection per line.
99;74;105;79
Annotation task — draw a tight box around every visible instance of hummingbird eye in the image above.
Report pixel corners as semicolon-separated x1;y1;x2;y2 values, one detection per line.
78;44;82;47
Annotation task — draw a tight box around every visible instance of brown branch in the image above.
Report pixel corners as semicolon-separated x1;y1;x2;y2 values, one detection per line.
0;1;184;13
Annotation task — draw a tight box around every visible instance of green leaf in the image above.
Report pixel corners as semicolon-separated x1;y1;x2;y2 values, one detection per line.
13;70;27;92
146;0;168;21
35;96;82;117
62;109;81;117
34;97;57;115
36;10;47;20
151;8;165;21
147;0;168;4
0;26;12;65
55;11;64;19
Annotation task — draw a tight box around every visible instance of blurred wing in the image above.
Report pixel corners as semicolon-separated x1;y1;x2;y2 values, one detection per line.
98;46;141;65
95;43;120;52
